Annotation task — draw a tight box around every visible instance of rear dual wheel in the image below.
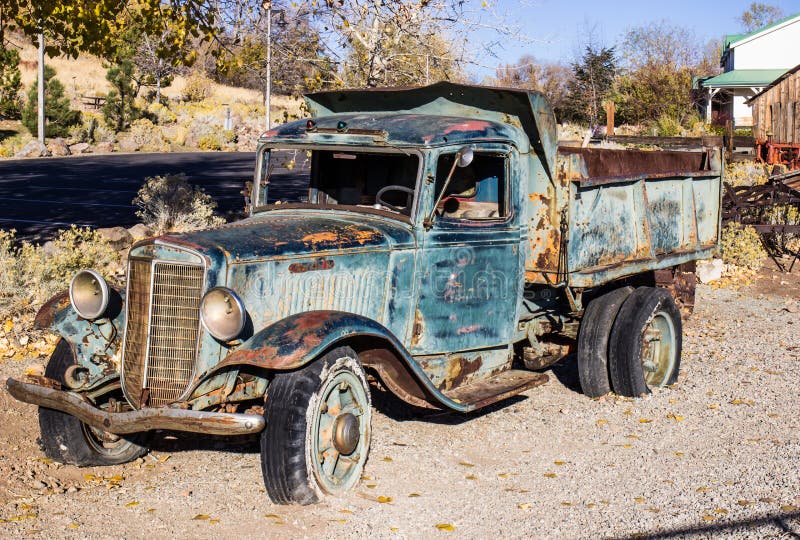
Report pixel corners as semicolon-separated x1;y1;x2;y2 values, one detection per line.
578;287;682;398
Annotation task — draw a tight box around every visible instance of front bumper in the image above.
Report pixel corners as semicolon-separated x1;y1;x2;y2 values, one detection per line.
5;378;265;436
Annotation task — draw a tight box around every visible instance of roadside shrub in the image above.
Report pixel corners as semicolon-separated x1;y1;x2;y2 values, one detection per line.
725;162;769;187
147;102;177;125
0;133;31;157
720;223;767;270
102;59;141;132
0;228;120;319
128;118;164;150
0;46;22;119
133;174;225;234
182;72;213;103
197;127;236;151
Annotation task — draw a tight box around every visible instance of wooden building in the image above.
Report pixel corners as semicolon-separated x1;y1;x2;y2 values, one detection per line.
749;64;800;143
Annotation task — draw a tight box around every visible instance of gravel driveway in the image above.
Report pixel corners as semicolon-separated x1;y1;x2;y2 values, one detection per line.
0;283;798;539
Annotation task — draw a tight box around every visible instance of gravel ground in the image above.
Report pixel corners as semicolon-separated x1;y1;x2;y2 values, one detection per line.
0;282;798;539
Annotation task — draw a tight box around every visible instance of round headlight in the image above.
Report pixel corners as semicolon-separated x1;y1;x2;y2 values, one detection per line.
69;269;109;320
200;287;245;341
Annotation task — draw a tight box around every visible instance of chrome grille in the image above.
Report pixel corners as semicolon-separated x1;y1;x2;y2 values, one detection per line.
122;259;203;408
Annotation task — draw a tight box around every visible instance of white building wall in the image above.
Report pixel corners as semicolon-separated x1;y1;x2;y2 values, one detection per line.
734;20;800;69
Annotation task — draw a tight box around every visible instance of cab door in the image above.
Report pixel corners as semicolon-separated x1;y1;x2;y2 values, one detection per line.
409;145;522;355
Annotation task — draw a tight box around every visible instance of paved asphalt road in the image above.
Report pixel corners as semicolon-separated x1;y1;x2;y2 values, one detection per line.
0;152;259;241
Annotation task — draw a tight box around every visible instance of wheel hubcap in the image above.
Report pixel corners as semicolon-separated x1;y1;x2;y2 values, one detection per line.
333;413;360;455
311;368;370;494
641;310;677;387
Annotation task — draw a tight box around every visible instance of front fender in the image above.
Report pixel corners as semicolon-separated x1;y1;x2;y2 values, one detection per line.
205;310;470;411
34;289;126;382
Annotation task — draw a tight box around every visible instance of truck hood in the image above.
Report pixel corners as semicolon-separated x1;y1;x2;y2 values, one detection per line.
158;211;416;266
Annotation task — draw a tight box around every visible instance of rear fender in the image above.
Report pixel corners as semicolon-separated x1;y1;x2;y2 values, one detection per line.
34;289;126;382
204;310;469;411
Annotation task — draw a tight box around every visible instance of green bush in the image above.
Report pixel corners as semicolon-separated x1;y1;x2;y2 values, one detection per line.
182;72;213;103
21;66;80;138
197;127;236;151
147;102;177;125
0;228;120;319
720;223;767;270
654;114;682;137
0;46;22;119
133;173;225;234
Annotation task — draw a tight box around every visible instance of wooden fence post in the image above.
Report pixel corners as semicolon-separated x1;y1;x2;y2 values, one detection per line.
605;101;615;137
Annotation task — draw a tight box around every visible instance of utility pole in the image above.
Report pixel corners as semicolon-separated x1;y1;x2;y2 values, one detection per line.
37;32;45;144
264;0;272;131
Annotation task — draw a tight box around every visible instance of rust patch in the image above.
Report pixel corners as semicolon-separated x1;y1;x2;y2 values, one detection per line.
34;291;70;329
445;355;483;390
302;231;339;243
288;258;335;273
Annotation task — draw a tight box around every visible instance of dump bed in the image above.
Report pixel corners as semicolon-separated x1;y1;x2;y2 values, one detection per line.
540;146;723;288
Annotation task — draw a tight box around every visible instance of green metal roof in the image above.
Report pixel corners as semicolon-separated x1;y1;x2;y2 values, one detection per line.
702;69;788;88
726;13;800;48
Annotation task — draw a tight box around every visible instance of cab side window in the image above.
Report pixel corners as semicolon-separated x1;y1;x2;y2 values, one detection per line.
435;153;507;220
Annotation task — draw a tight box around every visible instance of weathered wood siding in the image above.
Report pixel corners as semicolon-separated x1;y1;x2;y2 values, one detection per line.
751;67;800;143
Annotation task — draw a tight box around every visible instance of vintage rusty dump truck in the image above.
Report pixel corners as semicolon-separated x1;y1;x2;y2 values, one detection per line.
6;83;722;504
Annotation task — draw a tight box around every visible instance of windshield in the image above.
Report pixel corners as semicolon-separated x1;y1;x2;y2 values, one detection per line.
254;147;420;217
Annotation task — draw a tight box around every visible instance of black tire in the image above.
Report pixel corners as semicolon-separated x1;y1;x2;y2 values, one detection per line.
38;339;149;466
609;287;682;397
577;286;634;397
261;346;371;505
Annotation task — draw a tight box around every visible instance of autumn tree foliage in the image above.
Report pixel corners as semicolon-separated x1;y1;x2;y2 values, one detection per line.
494;56;572;118
738;2;785;32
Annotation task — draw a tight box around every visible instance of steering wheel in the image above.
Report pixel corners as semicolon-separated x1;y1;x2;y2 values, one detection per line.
375;185;415;213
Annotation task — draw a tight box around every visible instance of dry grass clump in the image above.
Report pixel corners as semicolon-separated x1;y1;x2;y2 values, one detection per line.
725;162;769;187
182;72;214;103
720;222;767;271
0;227;121;319
133;173;225;235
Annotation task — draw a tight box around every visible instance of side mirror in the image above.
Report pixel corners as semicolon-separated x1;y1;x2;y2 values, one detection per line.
425;146;475;229
457;146;474;168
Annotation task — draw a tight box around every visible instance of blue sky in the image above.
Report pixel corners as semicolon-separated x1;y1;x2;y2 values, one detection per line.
470;0;800;75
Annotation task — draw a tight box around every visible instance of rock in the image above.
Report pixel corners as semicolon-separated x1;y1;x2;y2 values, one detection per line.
118;136;140;153
93;141;115;153
15;140;49;158
127;223;153;241
97;226;133;251
69;142;91;154
697;258;724;284
47;138;71;157
31;480;46;490
41;240;57;256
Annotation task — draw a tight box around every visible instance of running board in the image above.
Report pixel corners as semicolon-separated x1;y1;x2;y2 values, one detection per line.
443;369;549;411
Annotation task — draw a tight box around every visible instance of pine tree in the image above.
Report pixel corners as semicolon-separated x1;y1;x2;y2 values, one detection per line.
102;59;141;132
563;46;616;126
21;66;80;138
0;46;22;119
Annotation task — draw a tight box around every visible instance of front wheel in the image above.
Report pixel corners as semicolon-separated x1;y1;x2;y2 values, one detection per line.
261;346;372;505
609;287;682;397
38;340;149;466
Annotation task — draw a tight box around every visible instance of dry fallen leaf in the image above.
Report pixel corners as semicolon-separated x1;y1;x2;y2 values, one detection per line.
708;404;719;409
498;473;509;479
696;486;710;493
458;461;475;467
666;413;685;422
366;484;377;489
634;497;646;503
596;419;608;426
626;434;639;439
382;457;393;462
781;505;799;512
192;514;210;521
124;501;139;507
675;452;685;457
702;515;715;522
517;503;532;510
408;493;421;497
465;474;477;480
553;461;566;466
714;509;728;514
377;496;393;503
264;513;281;519
639;418;653;424
66;523;80;530
339;509;353;514
736;500;755;506
390;527;399;532
435;523;455;531
543;473;557;478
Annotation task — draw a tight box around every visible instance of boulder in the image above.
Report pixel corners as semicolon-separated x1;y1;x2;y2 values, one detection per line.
47;138;71;157
97;226;133;251
118;136;140;153
15;140;49;158
127;223;154;241
696;258;724;284
93;141;115;153
41;240;57;256
69;142;91;154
